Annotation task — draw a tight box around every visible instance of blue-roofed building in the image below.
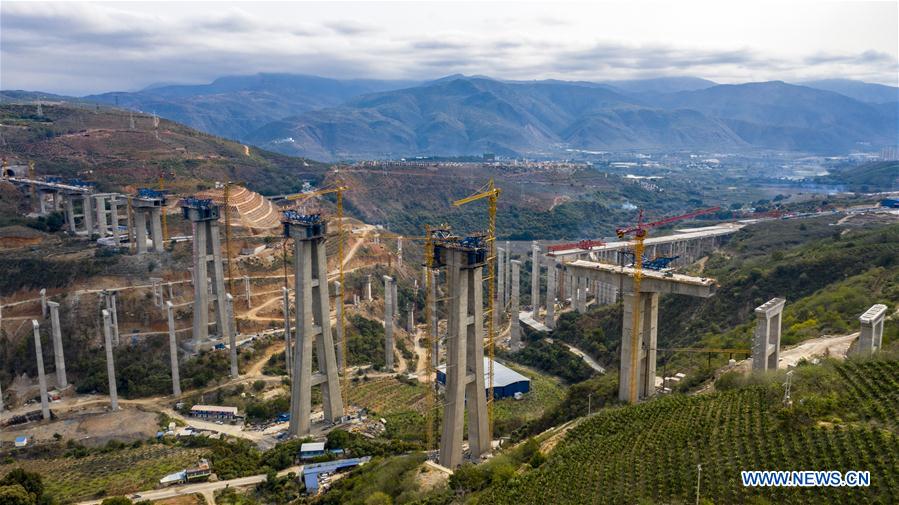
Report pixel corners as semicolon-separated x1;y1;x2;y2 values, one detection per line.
302;457;371;494
880;198;899;209
436;358;531;400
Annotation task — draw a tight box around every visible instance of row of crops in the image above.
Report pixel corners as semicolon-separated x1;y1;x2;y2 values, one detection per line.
477;358;899;504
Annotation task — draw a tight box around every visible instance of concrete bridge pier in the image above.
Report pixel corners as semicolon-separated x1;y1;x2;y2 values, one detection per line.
437;243;490;469
102;309;119;410
383;275;395;370
31;320;51;420
545;260;557;329
510;260;521;349
564;259;717;404
47;301;67;388
752;298;786;372
166;302;182;397
856;304;887;355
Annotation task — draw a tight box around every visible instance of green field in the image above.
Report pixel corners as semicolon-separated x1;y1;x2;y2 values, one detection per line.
474;355;899;504
493;363;567;434
0;445;208;504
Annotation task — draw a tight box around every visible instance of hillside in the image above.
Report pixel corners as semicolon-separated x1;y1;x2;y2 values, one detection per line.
82;73;417;141
815;161;899;191
246;77;746;159
473;354;899;504
801;79;899;104
545;217;899;373
0;102;330;195
648;81;898;152
247;77;896;159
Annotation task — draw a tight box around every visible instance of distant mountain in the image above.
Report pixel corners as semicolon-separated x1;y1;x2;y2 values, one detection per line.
248;77;894;159
82;73;417;141
647;81;897;152
801;79;899;104
600;76;718;94
246;77;747;159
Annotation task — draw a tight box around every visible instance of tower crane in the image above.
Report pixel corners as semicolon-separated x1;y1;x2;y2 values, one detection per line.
615;206;720;403
452;179;500;437
284;184;351;397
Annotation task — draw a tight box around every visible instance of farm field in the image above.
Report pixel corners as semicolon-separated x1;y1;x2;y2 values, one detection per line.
0;444;209;504
346;376;428;416
476;356;899;504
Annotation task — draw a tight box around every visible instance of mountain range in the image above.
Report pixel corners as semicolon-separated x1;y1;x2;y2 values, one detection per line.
2;73;896;160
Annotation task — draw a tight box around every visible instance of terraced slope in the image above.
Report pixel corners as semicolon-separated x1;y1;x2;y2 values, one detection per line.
475;357;899;505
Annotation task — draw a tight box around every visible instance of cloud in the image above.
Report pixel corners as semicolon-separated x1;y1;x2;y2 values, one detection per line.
1;2;896;95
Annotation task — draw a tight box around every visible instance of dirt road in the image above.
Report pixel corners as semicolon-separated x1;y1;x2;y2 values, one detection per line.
75;466;303;505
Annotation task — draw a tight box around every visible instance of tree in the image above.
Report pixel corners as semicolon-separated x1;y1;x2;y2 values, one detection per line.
0;470;43;502
364;492;392;505
0;485;34;505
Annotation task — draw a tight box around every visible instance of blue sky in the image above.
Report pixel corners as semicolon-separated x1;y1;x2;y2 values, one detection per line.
1;0;897;95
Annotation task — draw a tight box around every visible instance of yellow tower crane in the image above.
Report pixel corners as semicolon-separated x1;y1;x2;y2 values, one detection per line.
452;179;500;436
284;184;351;397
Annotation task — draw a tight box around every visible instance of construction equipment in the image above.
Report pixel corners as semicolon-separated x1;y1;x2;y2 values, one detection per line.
616;206;720;403
285;184;350;398
620;252;680;271
452;179;500;437
546;239;606;253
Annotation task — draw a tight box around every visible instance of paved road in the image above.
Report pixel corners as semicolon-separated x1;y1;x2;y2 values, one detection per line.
75;466;303;505
544;337;606;374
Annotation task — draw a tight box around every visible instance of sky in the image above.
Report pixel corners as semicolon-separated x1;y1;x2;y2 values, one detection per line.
1;0;897;95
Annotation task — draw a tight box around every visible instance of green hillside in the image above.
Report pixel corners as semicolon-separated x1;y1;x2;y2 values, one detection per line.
473;354;899;504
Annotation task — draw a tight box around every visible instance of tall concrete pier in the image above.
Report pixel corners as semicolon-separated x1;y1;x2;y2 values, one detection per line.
166;302;182;397
40;288;47;318
181;198;230;351
365;275;373;301
407;303;415;333
282;287;293;377
31;320;50;420
545;260;557;329
243;276;252;308
564;259;717;403
226;293;238;378
102;309;118;410
47;301;67;388
436;237;490;468
428;268;439;367
496;247;505;323
283;212;343;437
752;298;786;372
396;237;403;264
530;241;540;312
856;304;887;355
383;275;395;370
101;290;120;346
510;260;521;350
